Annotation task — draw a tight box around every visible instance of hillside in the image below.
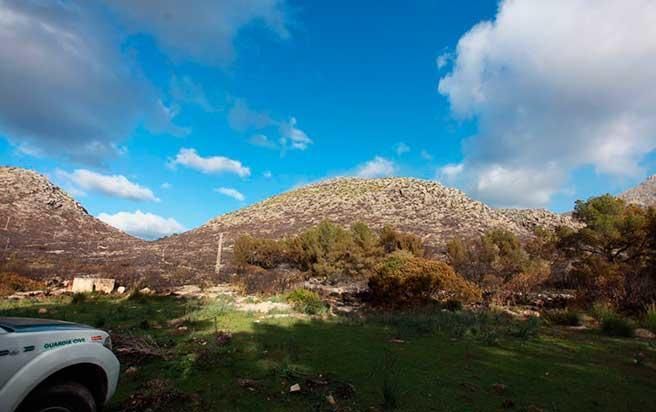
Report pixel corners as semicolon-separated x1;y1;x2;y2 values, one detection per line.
619;175;656;207
0;167;164;282
0;169;579;282
158;177;577;275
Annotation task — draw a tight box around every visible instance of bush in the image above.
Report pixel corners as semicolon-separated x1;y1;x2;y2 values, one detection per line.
71;293;87;304
591;302;615;321
287;288;326;315
643;302;656;333
234;236;287;269
238;266;303;295
379;226;424;257
601;315;634;337
0;272;44;296
369;251;481;307
544;309;581;326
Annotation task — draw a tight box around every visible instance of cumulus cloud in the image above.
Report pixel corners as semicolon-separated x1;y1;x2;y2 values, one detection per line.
228;100;274;132
170;76;219;112
98;210;185;240
57;169;158;201
279;117;313;150
170;148;250;177
0;1;186;164
214;187;245;201
227;100;313;151
395;142;411;156
249;134;278;149
438;0;656;208
263;170;273;179
436;53;451;69
438;163;464;179
355;156;397;178
106;0;290;65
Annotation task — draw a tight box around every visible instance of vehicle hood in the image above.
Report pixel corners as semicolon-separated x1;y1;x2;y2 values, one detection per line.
0;317;93;333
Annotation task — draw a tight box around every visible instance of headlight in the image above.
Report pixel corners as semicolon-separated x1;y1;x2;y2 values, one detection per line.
103;335;113;351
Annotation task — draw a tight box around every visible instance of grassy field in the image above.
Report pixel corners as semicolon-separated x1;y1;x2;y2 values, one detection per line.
1;294;655;412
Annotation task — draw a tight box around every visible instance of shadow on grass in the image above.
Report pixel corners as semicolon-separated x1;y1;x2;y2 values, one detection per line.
2;297;655;412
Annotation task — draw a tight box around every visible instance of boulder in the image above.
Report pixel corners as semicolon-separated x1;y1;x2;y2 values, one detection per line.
634;328;656;339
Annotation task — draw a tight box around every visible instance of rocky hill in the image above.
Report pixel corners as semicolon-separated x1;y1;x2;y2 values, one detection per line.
619;175;656;207
0;167;166;282
158;177;577;275
1;169;579;283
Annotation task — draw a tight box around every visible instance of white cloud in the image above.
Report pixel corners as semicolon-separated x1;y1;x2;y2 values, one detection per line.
438;0;656;207
170;148;250;177
438;163;464;179
227;100;313;151
436;52;451;69
249;134;278;149
395;142;410;156
263;170;273;179
170;75;219;112
214;187;245;201
106;0;290;66
0;1;185;164
98;210;185;240
161;182;172;189
57;169;158;201
228;100;274;132
355;156;397;178
279;117;313;150
420;150;433;161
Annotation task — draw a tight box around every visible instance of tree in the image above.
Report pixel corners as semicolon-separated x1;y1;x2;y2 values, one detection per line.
558;195;656;309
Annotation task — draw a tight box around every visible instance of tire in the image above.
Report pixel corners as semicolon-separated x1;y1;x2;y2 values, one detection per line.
19;382;97;412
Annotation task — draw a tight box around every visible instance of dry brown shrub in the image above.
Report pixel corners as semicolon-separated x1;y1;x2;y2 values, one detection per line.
368;251;481;306
0;272;44;296
236;265;304;295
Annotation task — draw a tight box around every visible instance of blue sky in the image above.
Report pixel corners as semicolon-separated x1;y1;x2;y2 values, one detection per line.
1;0;655;239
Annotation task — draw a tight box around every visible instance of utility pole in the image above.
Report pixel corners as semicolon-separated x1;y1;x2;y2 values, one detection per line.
3;216;9;230
215;232;224;274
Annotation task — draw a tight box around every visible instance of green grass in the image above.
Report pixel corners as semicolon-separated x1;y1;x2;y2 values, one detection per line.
2;295;655;412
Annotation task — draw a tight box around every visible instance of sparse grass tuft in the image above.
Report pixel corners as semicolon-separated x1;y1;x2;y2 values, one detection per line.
545;309;582;326
644;302;656;333
287;288;326;315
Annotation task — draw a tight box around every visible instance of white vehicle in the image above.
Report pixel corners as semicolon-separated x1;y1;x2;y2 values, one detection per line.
0;317;120;412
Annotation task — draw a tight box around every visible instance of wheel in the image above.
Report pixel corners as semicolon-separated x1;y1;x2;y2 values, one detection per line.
19;382;97;412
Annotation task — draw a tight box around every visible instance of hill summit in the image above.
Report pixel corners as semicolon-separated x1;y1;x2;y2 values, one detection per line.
158;177;575;275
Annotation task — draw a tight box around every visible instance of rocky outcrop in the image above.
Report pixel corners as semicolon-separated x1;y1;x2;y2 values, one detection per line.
498;208;581;232
620;175;656;207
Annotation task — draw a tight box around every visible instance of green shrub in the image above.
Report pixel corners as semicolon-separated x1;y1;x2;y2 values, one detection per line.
510;316;541;340
127;289;146;303
601;315;634;337
287;289;326;315
544;309;581;326
591;302;615;321
71;293;87;304
645;302;656;333
369;251;481;307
